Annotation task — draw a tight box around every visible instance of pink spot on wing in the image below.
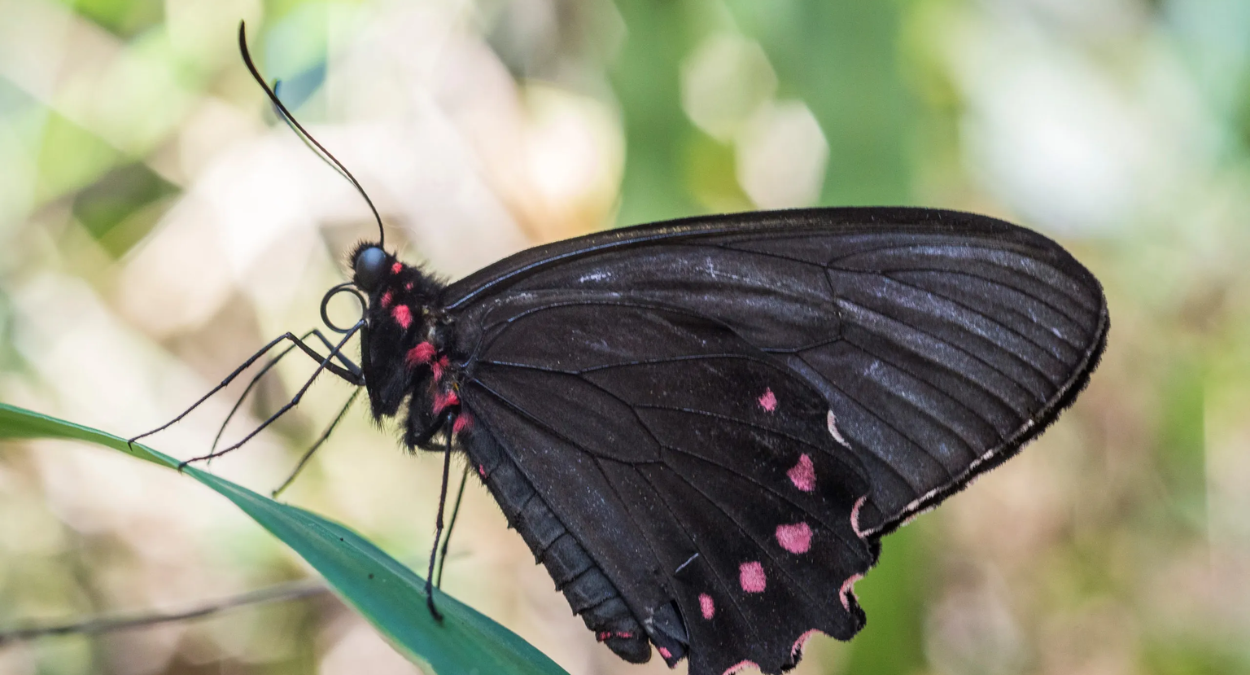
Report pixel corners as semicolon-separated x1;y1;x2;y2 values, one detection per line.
699;593;715;620
391;305;413;329
380;290;393;308
658;647;672;660
596;631;635;641
775;522;812;554
405;282;413;290
453;413;472;435
788;454;816;492
851;495;867;539
839;573;864;611
739;561;766;593
433;390;460;414
391;262;403;274
791;629;820;659
758;388;777;412
723;660;760;675
477;463;486;478
406;342;436;367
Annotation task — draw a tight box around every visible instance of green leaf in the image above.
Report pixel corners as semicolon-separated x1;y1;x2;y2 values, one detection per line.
0;403;568;675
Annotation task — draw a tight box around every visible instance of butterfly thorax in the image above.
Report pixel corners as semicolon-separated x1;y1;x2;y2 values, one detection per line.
349;243;457;447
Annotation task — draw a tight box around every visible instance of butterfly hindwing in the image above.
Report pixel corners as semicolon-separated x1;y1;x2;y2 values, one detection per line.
456;299;873;675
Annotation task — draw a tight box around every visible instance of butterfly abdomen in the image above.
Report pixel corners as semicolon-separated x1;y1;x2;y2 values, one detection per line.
461;421;658;663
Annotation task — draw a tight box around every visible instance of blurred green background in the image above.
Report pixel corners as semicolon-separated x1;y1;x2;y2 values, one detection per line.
1;0;1248;674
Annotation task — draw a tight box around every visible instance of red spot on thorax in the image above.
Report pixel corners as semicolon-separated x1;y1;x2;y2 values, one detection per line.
380;291;393;308
391;262;403;274
406;342;436;366
404;282;413;291
391;305;413;329
788;454;815;492
431;355;449;381
433;390;459;414
758;388;778;412
453;413;472;435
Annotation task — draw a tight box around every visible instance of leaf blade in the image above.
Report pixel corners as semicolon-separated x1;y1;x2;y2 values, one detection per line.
0;403;568;675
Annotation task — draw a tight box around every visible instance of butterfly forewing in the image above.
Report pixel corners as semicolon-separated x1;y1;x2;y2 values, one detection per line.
446;208;1107;544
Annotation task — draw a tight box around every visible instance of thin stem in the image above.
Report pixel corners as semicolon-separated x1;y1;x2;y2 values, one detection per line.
0;581;328;645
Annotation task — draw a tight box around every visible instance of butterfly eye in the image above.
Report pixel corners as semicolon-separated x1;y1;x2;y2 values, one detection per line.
353;246;388;292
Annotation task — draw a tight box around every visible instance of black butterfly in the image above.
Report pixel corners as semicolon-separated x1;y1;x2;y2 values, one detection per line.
136;25;1108;675
345;206;1107;675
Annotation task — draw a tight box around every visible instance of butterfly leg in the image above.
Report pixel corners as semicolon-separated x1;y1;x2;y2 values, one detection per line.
171;325;364;470
270;388;361;497
425;424;455;621
209;329;361;463
129;330;364;454
434;462;470;588
406;405;455;451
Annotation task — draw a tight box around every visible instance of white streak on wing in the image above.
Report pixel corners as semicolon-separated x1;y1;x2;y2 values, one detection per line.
826;409;849;447
674;553;700;574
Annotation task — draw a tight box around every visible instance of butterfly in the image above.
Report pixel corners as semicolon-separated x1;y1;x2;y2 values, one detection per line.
135;24;1108;675
346;206;1108;675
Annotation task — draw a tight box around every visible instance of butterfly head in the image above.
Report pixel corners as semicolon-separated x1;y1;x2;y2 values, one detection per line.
347;242;443;306
352;244;388;292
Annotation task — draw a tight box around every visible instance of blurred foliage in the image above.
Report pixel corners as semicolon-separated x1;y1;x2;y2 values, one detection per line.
1;0;1249;674
65;0;164;38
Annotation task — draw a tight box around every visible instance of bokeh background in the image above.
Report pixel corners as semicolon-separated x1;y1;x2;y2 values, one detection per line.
2;0;1249;674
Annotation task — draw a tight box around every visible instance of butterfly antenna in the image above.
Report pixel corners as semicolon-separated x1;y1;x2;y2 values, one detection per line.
237;21;385;248
271;80;353;185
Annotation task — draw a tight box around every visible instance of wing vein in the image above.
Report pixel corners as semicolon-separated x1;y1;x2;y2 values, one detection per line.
660;457;842;616
877;273;1072;367
637;466;769;658
658;441;866;551
820;347;974;478
825;244;1094;311
884;269;1089;341
837;297;1045;408
838;338;1009;445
